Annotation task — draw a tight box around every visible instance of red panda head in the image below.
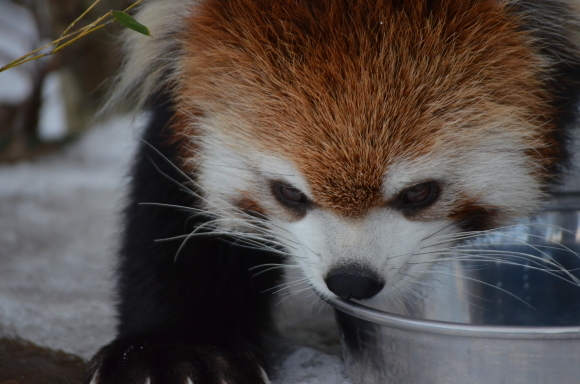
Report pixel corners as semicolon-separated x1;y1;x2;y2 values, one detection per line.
117;0;580;304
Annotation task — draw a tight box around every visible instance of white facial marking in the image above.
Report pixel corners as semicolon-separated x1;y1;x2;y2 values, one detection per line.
285;207;456;304
106;0;196;111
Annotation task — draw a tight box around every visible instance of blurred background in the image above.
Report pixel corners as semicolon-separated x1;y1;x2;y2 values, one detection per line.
0;0;133;162
0;1;140;381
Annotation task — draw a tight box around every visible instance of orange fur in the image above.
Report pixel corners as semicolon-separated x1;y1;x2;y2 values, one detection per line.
235;196;266;218
174;0;559;218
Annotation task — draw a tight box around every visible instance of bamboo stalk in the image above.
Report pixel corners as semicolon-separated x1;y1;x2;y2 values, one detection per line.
53;0;105;50
0;0;147;73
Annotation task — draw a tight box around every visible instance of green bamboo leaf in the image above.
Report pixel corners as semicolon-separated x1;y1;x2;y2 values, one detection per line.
112;10;150;36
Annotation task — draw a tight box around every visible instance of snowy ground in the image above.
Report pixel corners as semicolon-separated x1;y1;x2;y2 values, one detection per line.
0;115;351;384
0;117;131;358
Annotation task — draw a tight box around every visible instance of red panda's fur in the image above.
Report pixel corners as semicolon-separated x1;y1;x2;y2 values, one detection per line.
174;0;562;220
88;1;580;383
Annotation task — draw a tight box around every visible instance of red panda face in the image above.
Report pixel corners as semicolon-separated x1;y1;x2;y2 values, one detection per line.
141;0;578;303
191;135;542;303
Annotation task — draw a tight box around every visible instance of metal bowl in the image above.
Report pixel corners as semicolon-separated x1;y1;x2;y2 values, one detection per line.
327;193;580;384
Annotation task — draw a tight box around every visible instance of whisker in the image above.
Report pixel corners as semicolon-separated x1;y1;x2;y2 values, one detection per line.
249;263;300;272
409;245;580;278
397;270;489;312
252;265;288;277
139;202;205;213
425;254;580;286
432;270;536;309
146;156;198;196
141;140;198;186
275;285;313;306
262;277;311;294
419;220;458;242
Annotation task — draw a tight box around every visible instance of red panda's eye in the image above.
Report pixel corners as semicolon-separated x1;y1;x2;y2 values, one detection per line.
401;181;439;208
271;181;310;215
278;184;306;204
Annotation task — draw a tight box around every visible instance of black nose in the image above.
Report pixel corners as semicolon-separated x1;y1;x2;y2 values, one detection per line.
324;265;384;300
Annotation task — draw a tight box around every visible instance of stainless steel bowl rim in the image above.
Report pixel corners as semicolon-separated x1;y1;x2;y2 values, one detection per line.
327;296;580;340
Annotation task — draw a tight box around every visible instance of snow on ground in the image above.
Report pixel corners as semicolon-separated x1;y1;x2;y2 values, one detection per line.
0;116;137;359
0;115;351;384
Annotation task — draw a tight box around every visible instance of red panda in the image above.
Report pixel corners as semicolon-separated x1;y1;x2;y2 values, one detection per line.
86;1;580;383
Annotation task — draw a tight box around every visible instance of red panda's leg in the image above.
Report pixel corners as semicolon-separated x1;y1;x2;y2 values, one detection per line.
84;96;283;384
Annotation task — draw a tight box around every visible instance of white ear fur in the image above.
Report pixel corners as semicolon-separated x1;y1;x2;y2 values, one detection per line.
102;0;196;113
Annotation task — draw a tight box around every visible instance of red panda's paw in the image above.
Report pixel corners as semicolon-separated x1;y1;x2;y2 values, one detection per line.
84;339;270;384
